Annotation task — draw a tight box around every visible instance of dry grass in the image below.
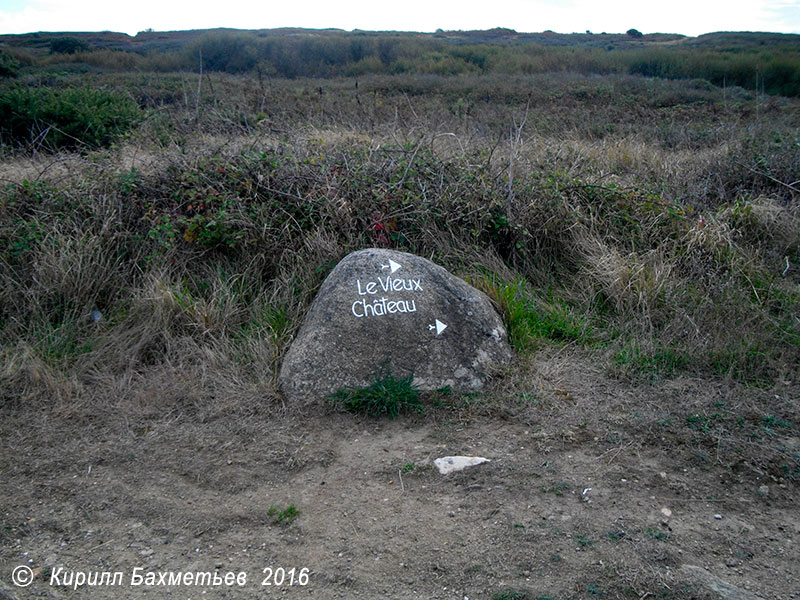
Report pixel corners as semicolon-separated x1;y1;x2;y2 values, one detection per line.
1;71;799;411
1;66;799;600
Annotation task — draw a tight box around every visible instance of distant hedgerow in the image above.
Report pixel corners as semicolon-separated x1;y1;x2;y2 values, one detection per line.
0;86;142;151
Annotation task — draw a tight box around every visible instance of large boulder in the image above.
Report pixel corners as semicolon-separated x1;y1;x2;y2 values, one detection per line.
279;248;513;404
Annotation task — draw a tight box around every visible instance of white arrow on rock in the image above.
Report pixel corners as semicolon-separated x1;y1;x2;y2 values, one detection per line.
380;259;402;274
428;319;447;335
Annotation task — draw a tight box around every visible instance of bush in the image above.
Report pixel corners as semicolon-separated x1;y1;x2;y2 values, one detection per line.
0;86;142;150
50;37;89;54
188;33;259;73
0;49;20;78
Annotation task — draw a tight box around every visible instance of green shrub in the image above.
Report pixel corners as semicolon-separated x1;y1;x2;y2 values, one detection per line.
0;49;20;78
0;86;142;150
330;373;423;418
50;37;89;55
181;199;244;250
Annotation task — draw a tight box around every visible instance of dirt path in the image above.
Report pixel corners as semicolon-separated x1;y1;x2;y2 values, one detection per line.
2;352;798;599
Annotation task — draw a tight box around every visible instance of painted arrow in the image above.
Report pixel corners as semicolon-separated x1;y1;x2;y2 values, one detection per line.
428;319;447;335
380;259;402;274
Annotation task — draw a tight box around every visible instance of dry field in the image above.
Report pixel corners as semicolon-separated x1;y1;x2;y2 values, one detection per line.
1;71;799;599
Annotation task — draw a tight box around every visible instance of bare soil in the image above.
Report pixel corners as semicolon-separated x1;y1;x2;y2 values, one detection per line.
1;349;798;599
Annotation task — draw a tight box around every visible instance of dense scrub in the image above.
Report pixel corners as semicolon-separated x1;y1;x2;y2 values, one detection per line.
1;71;798;411
0;86;142;150
3;28;800;96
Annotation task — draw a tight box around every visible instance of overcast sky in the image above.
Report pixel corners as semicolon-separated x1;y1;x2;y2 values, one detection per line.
1;0;799;37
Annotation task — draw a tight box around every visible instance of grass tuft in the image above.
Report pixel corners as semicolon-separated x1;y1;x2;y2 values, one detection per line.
329;373;423;419
267;504;300;525
476;276;593;351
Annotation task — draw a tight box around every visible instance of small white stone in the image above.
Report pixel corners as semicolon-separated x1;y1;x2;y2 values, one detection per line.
434;456;490;475
661;507;672;518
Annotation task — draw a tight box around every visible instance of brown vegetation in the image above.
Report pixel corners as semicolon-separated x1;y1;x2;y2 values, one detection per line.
0;65;798;599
